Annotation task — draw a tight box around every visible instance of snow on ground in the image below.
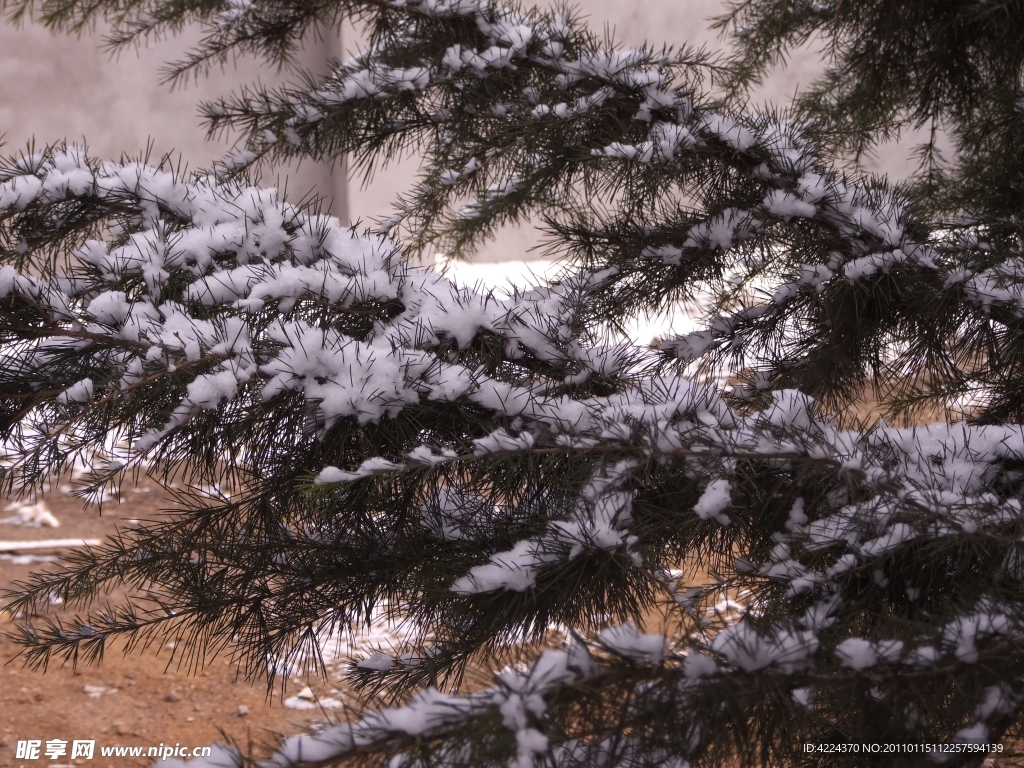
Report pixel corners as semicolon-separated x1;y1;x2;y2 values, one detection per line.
434;255;700;344
0;500;60;527
284;686;345;710
268;600;426;689
0;537;101;552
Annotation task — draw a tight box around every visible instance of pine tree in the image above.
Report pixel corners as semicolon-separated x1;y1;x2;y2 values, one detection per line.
2;0;1024;766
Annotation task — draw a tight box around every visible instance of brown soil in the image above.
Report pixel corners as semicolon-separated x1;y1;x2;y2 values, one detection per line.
3;473;1022;768
0;482;350;768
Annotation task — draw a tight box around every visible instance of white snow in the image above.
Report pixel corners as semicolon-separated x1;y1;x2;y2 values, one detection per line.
711;622;818;673
693;478;732;525
356;651;395;672
835;638;877;670
0;538;101;552
0;501;60;528
598;623;664;664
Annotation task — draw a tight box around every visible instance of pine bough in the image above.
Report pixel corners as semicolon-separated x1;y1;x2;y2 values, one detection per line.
2;0;1024;765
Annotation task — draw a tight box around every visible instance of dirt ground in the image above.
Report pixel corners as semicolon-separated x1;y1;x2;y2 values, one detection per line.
0;481;356;768
3;476;1023;768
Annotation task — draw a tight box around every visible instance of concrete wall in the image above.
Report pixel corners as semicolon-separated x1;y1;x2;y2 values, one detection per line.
0;19;348;217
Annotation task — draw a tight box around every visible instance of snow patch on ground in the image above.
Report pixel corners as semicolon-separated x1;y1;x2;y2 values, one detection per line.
283;687;344;710
0;501;59;527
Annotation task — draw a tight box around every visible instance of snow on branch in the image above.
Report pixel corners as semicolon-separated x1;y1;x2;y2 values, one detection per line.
8;0;1024;763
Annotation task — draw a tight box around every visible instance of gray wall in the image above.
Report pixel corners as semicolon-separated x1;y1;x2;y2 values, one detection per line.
0;20;348;218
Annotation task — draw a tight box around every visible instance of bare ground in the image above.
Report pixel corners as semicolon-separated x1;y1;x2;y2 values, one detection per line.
3;472;1023;768
0;482;354;768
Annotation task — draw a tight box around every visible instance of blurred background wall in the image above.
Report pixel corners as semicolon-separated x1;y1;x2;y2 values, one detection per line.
0;19;348;216
0;1;909;271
